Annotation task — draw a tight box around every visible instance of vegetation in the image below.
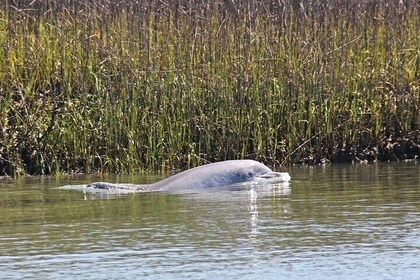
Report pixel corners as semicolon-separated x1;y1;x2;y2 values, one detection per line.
0;0;419;176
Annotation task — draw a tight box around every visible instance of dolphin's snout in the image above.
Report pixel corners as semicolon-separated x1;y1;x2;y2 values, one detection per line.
257;171;291;182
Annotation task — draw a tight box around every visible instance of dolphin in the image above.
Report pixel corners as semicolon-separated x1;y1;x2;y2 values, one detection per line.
86;160;290;192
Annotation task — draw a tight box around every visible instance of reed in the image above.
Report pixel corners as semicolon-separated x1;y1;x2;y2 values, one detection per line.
0;0;418;176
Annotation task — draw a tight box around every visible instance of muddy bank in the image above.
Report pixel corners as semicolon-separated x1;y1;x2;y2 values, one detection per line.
298;132;420;164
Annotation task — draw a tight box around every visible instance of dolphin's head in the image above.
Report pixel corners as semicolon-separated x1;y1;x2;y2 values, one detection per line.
228;160;291;184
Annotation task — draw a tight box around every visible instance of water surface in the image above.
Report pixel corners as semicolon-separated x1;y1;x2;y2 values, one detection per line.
0;162;418;279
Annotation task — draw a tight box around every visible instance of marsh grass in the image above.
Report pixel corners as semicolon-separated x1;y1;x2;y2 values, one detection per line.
0;0;419;176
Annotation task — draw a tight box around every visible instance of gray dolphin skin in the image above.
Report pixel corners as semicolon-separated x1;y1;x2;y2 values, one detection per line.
87;160;290;192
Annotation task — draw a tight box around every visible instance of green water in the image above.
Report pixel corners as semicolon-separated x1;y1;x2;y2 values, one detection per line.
0;162;419;279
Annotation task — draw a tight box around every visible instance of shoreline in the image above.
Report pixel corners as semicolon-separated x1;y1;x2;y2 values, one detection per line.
1;158;418;180
1;144;418;178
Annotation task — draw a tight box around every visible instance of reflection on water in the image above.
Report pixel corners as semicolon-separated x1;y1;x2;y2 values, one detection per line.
0;162;418;279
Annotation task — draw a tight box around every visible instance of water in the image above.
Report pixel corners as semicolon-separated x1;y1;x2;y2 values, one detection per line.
0;162;418;279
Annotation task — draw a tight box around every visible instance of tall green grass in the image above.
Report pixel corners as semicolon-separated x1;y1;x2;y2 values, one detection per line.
0;0;419;176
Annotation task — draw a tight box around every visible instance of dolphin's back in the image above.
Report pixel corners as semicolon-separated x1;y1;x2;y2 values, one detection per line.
153;160;271;190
